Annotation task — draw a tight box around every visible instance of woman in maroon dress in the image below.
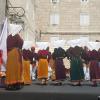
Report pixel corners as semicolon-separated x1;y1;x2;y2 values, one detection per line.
52;47;66;85
89;50;100;86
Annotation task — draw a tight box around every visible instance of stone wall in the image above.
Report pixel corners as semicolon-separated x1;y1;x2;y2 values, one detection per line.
35;0;100;41
0;0;6;33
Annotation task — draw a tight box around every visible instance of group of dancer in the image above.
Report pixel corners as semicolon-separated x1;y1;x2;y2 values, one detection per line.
0;29;100;90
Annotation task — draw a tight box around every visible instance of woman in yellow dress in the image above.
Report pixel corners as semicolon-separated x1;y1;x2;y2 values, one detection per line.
38;49;50;85
6;24;24;90
22;49;32;85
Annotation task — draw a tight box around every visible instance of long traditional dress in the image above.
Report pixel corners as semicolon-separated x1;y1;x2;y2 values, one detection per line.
89;50;100;82
6;34;23;90
70;57;84;81
53;47;66;82
66;46;84;84
37;50;49;79
22;49;32;85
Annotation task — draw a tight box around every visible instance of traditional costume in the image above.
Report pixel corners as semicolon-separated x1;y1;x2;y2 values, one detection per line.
66;46;84;86
22;49;32;85
37;49;50;85
6;24;24;90
89;50;100;86
52;47;66;85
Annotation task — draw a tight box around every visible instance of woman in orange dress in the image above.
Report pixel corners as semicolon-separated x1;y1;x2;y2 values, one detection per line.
6;25;24;90
37;49;50;85
22;49;32;85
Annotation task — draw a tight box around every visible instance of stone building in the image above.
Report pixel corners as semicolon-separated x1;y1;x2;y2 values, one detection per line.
1;0;100;42
35;0;100;41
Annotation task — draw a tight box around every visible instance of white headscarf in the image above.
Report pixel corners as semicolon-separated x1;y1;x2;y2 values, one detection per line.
9;24;22;36
36;42;49;50
86;42;100;51
22;41;33;50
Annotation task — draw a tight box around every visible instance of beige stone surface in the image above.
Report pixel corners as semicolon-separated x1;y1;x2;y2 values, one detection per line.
8;0;100;41
0;0;6;33
35;0;100;41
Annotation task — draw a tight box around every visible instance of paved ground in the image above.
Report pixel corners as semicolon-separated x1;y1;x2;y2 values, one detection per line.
0;80;100;100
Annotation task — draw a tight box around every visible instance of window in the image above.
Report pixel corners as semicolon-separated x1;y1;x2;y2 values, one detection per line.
80;13;89;26
80;0;89;3
50;13;59;26
51;0;59;4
